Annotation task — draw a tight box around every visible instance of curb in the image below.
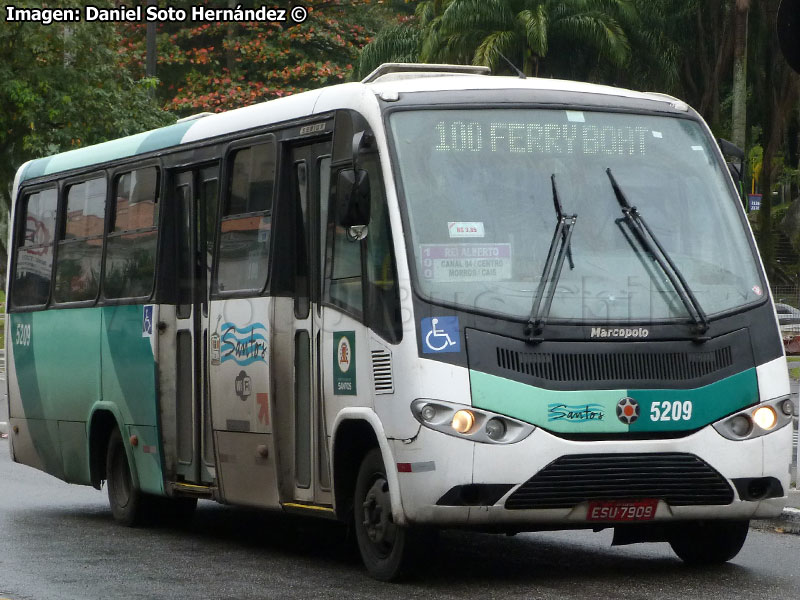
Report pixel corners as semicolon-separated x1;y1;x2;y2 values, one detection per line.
752;507;800;535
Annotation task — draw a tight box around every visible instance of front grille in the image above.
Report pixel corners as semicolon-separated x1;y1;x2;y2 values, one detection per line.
465;328;754;391
505;452;734;510
496;346;732;383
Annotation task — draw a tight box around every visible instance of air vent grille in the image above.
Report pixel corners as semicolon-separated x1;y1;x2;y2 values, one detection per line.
505;452;734;510
371;350;394;395
496;346;732;382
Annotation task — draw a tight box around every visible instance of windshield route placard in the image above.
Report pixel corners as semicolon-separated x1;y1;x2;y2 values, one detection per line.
420;243;512;282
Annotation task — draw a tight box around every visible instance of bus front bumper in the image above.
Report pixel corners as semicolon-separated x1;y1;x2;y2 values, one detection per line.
390;421;792;528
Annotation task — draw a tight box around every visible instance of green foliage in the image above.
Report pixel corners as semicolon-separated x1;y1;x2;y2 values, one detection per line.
0;1;172;280
0;1;171;206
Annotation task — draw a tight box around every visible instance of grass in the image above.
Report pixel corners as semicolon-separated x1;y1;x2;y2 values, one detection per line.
788;357;800;380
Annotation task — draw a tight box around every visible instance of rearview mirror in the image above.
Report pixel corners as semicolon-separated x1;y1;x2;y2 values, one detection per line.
718;138;744;183
717;138;744;160
336;168;371;228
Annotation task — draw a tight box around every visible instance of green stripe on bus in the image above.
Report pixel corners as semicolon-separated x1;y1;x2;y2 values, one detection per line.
10;305;162;491
470;370;627;433
20;120;194;182
470;368;758;434
627;368;758;432
9;312;63;476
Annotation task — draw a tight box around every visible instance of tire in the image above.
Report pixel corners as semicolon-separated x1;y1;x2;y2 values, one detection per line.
668;520;749;565
354;448;416;581
106;428;144;526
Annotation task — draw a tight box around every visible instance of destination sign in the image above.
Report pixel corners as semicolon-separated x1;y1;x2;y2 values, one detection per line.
434;120;651;156
420;243;512;282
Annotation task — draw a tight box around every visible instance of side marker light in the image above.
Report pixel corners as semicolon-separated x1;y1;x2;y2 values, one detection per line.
781;399;794;417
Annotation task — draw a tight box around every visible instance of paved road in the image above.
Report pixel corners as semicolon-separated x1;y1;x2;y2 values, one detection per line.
2;440;800;600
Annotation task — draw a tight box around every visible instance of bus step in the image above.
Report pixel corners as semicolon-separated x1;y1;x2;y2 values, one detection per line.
282;502;337;519
171;482;215;498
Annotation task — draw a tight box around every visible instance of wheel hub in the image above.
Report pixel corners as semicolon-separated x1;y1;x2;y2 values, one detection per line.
362;477;395;550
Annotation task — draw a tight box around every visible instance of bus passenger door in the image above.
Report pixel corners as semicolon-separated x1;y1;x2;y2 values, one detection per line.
272;140;333;508
160;167;218;488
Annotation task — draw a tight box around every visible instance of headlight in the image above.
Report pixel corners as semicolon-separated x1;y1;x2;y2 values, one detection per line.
728;414;752;438
451;410;475;434
411;399;535;444
485;418;507;441
713;395;792;441
752;406;777;430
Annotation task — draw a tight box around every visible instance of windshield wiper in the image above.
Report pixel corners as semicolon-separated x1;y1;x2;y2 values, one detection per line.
525;174;577;343
606;168;709;339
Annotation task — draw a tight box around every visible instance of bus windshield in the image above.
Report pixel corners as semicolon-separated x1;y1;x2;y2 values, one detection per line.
389;108;764;323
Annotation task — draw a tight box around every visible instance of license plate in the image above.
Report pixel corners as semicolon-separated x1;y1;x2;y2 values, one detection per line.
586;499;658;522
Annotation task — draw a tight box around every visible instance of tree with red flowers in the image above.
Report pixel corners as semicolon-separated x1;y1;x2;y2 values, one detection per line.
119;0;394;115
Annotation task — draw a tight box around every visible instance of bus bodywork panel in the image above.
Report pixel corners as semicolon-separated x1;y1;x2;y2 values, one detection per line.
7;305;161;490
208;297;279;507
20;121;196;183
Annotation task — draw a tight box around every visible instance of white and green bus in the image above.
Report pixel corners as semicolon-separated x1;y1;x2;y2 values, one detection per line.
5;64;793;580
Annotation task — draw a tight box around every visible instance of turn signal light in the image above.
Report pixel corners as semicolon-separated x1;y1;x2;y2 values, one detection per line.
753;406;777;430
451;410;475;434
781;399;794;416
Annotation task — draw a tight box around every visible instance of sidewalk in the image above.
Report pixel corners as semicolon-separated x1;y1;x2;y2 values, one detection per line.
752;489;800;534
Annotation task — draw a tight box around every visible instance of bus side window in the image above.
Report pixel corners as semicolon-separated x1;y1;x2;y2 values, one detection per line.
12;187;58;307
104;167;159;299
216;140;275;293
363;156;402;343
54;177;106;303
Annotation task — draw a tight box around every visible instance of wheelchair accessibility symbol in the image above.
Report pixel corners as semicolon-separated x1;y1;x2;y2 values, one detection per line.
421;317;461;354
142;305;154;338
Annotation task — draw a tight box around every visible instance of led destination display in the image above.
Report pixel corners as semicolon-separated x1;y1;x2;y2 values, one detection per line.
434;119;651;156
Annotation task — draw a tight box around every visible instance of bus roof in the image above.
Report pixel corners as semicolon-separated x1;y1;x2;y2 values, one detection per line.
17;66;684;185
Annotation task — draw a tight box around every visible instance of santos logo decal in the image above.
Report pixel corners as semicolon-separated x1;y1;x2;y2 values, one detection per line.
220;322;268;366
548;403;605;422
590;327;649;339
333;332;357;395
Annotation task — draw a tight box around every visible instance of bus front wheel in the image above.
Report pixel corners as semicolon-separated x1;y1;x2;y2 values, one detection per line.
668;520;749;565
354;448;417;581
106;428;143;526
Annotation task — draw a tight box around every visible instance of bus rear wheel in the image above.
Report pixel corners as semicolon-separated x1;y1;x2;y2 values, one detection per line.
668;520;749;565
354;448;416;581
106;428;144;526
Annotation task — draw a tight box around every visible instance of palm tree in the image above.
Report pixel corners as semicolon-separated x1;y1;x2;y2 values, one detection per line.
357;25;423;79
358;0;633;79
422;0;633;77
356;1;445;78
